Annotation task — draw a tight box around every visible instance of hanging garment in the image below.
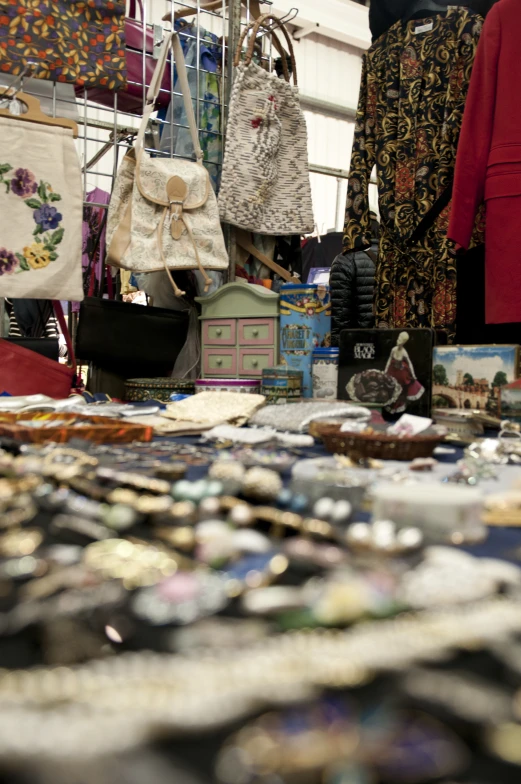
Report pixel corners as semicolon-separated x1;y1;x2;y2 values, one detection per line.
301;233;344;283
448;0;521;325
0;0;126;90
158;22;222;192
369;0;498;43
330;245;377;346
5;298;58;338
82;189;110;284
343;8;483;341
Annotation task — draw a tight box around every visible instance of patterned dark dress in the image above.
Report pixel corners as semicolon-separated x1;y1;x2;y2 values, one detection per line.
343;9;484;340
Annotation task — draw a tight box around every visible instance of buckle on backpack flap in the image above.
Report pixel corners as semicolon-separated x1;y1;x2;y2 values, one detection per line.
166;175;188;240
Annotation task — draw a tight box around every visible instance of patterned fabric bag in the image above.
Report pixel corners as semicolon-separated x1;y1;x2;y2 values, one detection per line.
218;14;314;236
0;115;83;301
0;0;126;90
106;32;228;297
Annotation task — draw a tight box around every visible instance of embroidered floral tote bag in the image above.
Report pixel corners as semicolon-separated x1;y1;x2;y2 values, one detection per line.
106;32;228;296
0;116;83;301
218;14;314;236
0;0;126;91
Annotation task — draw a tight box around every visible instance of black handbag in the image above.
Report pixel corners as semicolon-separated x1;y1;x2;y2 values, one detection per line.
76;298;189;376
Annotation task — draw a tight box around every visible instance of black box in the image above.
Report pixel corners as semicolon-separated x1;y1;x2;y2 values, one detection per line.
338;328;434;417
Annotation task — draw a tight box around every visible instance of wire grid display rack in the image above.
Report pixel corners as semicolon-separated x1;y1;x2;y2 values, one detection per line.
76;0;283;282
0;0;288;290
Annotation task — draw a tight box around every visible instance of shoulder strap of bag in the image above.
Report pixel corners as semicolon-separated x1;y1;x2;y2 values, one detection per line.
364;248;378;264
52;301;77;379
234;13;298;85
85;208;108;297
135;32;203;162
236;230;300;283
133;32;214;297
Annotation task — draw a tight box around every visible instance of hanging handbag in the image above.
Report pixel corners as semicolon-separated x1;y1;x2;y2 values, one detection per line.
0;0;126;91
218;14;314;236
106;32;229;297
80;0;171;113
0;114;83;301
0;302;77;398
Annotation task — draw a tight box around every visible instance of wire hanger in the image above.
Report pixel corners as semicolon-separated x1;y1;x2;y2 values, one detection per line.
262;7;298;31
0;64;78;137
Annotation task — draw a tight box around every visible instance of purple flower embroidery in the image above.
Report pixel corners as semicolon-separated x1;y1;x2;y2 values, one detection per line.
10;168;37;198
0;248;18;276
33;204;63;232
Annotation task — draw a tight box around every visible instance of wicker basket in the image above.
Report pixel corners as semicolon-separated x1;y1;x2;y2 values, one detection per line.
315;422;443;461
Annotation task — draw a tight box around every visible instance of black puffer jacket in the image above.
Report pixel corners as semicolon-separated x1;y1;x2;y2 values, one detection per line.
369;0;498;42
330;241;377;347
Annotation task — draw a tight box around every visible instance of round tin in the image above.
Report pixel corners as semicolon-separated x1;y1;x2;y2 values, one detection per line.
125;378;195;403
261;366;302;404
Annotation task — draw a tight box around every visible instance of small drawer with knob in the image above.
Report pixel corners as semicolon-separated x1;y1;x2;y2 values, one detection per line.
238;318;274;346
203;319;236;346
239;348;274;377
203;349;237;376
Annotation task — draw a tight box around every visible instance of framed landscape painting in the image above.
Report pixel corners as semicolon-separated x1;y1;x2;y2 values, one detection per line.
432;344;519;413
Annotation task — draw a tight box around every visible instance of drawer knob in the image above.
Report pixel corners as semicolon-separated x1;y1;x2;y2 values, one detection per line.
252;329;259;336
216;328;222;336
216;358;222;365
252;360;258;367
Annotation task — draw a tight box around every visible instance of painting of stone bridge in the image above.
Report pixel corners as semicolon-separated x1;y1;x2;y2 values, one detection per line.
432;345;519;411
432;383;491;409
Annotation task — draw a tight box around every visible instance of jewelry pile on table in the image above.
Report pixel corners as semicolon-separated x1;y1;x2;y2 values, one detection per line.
0;435;520;784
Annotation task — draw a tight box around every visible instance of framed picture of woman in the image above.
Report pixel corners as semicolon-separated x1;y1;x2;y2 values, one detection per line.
338;328;434;418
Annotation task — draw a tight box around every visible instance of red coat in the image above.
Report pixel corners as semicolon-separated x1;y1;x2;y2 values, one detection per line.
448;0;521;324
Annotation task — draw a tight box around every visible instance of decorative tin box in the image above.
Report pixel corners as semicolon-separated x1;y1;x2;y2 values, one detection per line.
312;347;339;399
261;366;302;404
339;328;434;418
279;284;331;398
125;378;195;403
195;379;261;394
